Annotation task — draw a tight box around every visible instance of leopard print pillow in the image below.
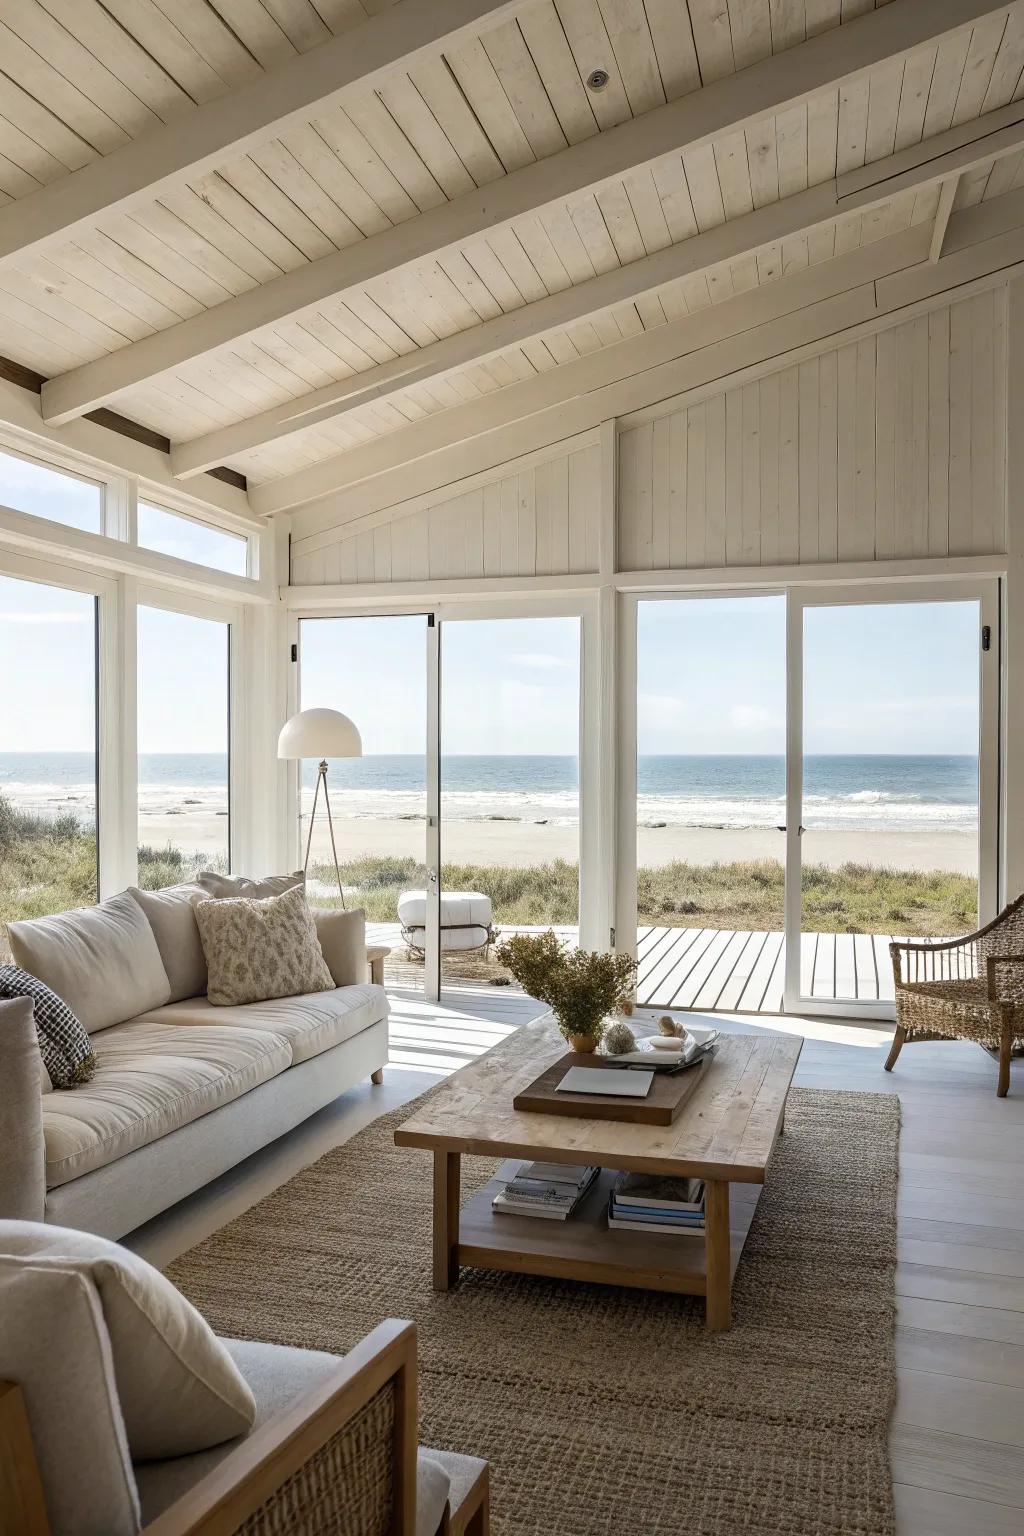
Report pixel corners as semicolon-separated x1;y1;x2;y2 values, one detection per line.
191;885;334;1006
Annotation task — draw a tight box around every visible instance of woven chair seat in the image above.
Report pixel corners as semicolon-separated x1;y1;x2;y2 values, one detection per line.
896;976;1024;1046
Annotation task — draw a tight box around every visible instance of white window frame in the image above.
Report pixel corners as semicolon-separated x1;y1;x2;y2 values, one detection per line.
618;574;1001;1022
136;582;245;882
289;592;602;1003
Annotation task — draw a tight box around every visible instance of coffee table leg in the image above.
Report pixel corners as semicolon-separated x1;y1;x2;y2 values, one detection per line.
432;1151;460;1291
704;1179;731;1332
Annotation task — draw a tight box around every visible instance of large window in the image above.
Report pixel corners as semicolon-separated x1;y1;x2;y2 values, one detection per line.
0;448;102;534
137;501;249;577
137;604;230;891
0;573;98;942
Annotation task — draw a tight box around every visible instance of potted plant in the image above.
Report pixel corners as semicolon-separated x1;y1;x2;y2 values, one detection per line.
495;930;638;1052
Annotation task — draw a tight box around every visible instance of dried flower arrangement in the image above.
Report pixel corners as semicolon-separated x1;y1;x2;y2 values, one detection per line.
495;929;637;1051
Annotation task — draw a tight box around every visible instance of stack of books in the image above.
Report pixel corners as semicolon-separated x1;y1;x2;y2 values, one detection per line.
492;1160;598;1221
607;1172;706;1234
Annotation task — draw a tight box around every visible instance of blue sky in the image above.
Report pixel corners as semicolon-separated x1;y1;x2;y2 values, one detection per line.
2;564;980;758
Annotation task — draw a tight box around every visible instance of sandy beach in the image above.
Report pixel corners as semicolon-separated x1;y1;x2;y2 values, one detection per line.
139;807;978;876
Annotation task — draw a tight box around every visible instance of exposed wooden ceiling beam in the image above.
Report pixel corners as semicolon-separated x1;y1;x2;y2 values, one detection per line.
0;0;523;273
930;176;961;262
257;189;1024;519
40;0;1007;428
255;226;932;517
170;99;1024;479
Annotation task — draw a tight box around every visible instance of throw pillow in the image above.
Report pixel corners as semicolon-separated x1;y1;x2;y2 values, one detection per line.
0;1256;140;1536
312;906;366;987
0;1220;257;1460
196;869;304;899
130;883;208;1002
0;965;95;1089
192;884;335;1006
6;890;171;1033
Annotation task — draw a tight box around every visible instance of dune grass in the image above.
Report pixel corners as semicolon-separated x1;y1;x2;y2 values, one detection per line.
0;791;976;943
312;852;977;936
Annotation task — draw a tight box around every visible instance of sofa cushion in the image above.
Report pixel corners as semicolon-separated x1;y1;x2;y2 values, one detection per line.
135;1338;451;1536
42;1019;291;1187
192;885;334;1007
130;883;207;1002
313;906;367;987
0;964;96;1088
139;982;386;1067
0;1254;140;1536
197;869;304;899
0;1222;256;1460
7;890;171;1034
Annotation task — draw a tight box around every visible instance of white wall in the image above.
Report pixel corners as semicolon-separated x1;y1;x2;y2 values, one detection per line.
616;290;1007;572
291;439;602;587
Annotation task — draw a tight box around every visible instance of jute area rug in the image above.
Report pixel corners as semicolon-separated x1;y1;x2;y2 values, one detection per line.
168;1084;900;1536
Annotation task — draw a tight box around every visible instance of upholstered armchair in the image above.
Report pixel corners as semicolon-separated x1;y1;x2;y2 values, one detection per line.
0;1219;488;1536
887;894;1024;1096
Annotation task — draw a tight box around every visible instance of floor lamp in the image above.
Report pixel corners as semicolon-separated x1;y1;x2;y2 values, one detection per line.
278;707;362;904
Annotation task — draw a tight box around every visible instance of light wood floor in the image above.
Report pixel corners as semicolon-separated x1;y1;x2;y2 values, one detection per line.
126;984;1024;1536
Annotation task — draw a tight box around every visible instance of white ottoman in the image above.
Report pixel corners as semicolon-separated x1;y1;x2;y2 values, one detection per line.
397;890;495;954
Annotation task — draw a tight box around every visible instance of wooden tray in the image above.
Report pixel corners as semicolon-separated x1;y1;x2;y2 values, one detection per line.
512;1051;710;1125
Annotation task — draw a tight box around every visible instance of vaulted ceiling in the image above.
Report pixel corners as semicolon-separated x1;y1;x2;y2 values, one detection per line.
1;0;1024;517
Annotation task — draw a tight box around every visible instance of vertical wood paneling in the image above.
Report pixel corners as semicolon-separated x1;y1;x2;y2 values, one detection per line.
289;440;601;585
616;294;1007;570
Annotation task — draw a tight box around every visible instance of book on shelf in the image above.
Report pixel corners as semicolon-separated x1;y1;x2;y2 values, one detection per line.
607;1209;706;1235
492;1161;598;1221
611;1172;705;1212
608;1170;707;1235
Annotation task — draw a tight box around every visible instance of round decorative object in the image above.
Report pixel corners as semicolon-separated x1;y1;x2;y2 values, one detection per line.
603;1019;637;1056
567;1032;600;1053
586;67;610;91
658;1014;687;1038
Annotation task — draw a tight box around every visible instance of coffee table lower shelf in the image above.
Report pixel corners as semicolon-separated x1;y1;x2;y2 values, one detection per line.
438;1158;762;1331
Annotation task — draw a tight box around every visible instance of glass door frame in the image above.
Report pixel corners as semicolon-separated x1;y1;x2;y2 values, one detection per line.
292;594;596;1006
619;576;1001;1022
784;576;1001;1020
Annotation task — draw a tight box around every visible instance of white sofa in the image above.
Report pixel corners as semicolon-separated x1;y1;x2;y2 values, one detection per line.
0;887;389;1240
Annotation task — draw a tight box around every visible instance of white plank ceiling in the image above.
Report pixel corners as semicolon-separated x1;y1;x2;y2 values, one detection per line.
1;0;1024;495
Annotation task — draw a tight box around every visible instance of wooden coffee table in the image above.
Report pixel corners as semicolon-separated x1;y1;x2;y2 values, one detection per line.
395;1016;801;1331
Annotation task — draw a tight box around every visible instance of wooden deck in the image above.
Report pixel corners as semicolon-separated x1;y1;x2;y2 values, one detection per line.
366;921;909;1014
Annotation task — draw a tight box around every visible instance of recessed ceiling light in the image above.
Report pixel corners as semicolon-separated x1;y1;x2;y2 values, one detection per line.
586;68;610;91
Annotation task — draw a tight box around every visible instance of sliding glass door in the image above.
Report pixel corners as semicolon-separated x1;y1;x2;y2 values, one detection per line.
298;613;430;995
785;583;998;1016
634;595;787;1011
628;579;999;1019
438;615;581;993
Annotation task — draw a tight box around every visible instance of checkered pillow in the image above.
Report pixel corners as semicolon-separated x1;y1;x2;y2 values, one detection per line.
0;964;96;1089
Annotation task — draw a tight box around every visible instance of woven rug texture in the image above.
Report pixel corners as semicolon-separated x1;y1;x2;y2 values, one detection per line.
168;1083;900;1536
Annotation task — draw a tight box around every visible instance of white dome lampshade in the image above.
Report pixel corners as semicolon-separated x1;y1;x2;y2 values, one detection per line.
277;707;362;761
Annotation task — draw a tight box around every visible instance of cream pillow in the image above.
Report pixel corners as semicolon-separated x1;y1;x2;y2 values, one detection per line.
313;907;366;987
197;869;304;899
0;1221;256;1460
192;884;335;1006
7;890;170;1034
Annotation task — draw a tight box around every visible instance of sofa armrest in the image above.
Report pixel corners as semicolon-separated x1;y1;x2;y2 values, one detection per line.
0;997;46;1222
142;1319;418;1536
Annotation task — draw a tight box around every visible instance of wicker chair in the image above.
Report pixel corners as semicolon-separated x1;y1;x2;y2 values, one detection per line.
887;894;1024;1097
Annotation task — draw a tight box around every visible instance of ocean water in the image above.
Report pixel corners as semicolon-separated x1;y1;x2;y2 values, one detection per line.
0;752;978;833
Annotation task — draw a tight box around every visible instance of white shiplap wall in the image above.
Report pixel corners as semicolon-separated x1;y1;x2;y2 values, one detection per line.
290;440;602;585
617;290;1008;570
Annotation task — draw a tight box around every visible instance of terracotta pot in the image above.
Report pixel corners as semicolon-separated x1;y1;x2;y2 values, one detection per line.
566;1033;600;1053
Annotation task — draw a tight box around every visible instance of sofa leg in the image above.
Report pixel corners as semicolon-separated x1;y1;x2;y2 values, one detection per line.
884;1026;907;1073
371;1068;384;1085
